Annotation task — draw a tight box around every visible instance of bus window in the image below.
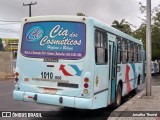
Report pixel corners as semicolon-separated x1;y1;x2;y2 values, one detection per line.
95;29;107;64
124;40;128;62
128;42;133;63
134;44;138;62
138;45;142;62
117;37;121;64
140;46;142;62
132;42;135;62
121;40;127;63
127;42;131;62
21;21;86;59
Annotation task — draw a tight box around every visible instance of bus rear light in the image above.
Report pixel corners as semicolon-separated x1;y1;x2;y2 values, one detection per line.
15;72;19;77
28;96;33;99
82;18;86;21
84;83;88;88
25;18;27;22
15;78;19;82
84;77;89;82
83;89;88;94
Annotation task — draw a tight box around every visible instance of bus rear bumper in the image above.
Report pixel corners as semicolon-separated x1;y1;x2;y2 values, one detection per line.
13;90;93;109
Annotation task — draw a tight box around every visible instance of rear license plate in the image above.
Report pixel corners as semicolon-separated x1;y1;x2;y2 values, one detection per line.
43;88;57;94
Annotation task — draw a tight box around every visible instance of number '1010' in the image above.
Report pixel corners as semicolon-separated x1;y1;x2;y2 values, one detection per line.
41;72;53;79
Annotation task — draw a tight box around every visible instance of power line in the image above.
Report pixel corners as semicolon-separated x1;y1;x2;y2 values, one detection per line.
23;1;37;17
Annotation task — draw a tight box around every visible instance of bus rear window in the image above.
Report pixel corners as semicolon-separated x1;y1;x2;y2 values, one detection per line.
21;21;86;59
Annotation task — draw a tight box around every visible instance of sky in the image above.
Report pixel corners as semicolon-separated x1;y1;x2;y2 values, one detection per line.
0;0;160;38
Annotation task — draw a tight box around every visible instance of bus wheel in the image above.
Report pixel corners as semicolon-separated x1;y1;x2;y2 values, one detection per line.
132;88;138;94
115;85;122;107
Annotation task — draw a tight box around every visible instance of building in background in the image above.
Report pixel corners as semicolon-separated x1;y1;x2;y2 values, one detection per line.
1;38;19;58
2;38;18;51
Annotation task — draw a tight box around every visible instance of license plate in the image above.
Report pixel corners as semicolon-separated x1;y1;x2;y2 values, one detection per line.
43;88;57;94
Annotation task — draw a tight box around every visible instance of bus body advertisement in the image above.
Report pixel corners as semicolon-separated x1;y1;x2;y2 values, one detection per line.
13;15;144;109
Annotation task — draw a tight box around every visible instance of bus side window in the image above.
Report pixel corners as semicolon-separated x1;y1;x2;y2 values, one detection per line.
121;39;127;63
140;46;142;62
124;40;128;62
95;29;107;64
132;43;134;62
128;41;131;62
138;45;142;62
129;42;133;63
137;45;140;62
134;44;138;62
117;37;121;64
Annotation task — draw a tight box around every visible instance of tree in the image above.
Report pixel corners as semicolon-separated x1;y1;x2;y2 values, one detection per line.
111;3;160;59
76;12;85;16
112;19;132;35
134;3;160;60
151;8;160;60
132;24;146;48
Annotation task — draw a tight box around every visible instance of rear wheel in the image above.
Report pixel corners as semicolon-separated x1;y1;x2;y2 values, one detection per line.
132;88;138;94
114;84;122;108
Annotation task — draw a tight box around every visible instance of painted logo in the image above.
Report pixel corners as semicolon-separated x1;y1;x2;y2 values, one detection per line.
125;63;137;92
59;64;82;76
59;64;73;76
26;26;44;42
125;64;131;92
69;65;82;76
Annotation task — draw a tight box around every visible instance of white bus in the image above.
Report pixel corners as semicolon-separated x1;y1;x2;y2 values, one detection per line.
13;15;145;109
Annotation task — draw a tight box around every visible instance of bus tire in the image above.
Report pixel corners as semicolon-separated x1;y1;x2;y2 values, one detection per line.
114;84;122;108
132;88;138;94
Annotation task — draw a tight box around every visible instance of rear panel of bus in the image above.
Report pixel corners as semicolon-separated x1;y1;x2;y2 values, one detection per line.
13;16;96;109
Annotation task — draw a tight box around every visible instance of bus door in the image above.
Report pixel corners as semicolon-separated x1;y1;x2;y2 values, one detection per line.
109;41;117;103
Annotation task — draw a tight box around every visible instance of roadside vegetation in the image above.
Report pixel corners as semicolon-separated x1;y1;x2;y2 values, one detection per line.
111;3;160;60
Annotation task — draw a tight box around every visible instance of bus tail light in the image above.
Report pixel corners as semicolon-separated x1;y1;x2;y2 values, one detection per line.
15;78;19;82
83;77;89;95
25;18;27;22
15;72;19;84
83;89;88;94
84;77;89;82
84;83;89;88
15;72;19;77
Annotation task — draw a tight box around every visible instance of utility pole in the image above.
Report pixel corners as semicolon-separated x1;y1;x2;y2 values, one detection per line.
146;0;152;96
23;2;37;17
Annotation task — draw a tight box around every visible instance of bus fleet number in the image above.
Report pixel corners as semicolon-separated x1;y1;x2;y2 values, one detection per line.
41;72;53;79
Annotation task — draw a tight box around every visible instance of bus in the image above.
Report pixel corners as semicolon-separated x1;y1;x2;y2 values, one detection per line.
13;15;145;109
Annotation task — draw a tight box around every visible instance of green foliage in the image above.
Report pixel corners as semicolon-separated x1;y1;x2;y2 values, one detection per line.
111;19;132;35
132;24;146;48
111;3;160;60
76;12;85;16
